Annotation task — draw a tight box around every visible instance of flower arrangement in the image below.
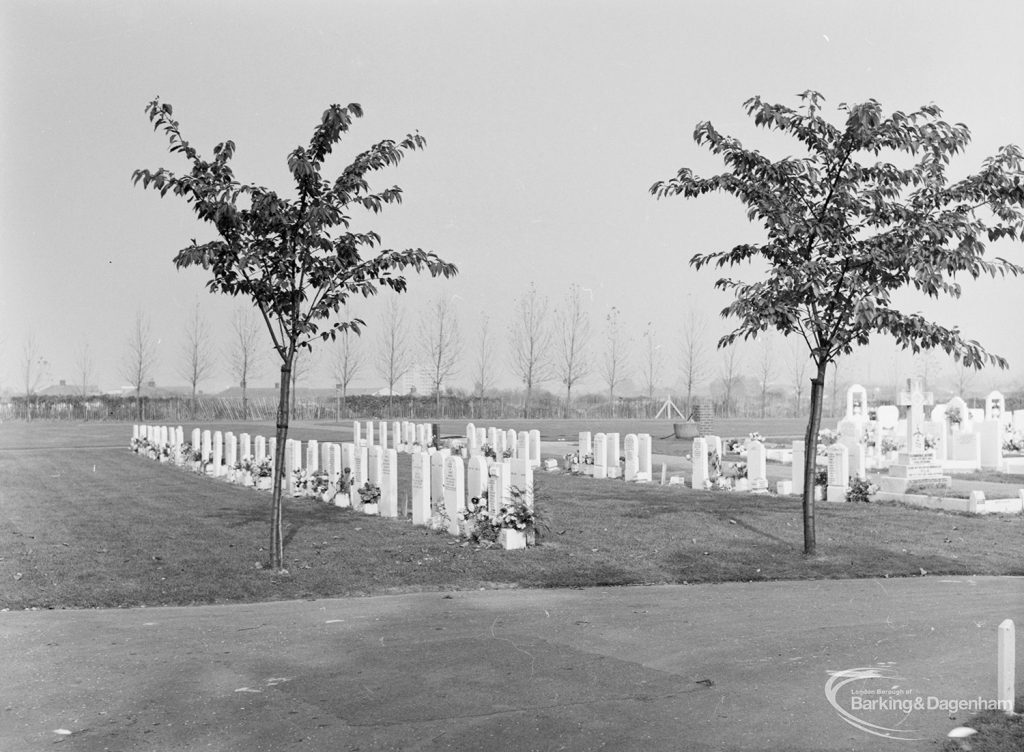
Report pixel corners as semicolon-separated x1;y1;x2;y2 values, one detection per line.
727;462;748;480
254;457;273;478
1003;431;1024;453
460;493;498;543
130;437;150;453
338;467;353;493
358;481;381;505
817;429;838;446
846;477;877;503
747;432;764;444
582;453;594;465
501;447;514;459
880;436;900;454
309;470;331;495
482;443;496;460
708;449;722;481
946;406;963;426
159;443;173;460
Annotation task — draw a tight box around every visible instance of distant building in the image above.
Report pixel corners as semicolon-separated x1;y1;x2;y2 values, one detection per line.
37;380;100;397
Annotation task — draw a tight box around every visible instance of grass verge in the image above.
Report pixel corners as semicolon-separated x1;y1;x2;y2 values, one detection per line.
2;423;1023;609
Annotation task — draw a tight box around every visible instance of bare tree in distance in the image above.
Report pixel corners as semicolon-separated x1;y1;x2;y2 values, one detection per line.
120;310;158;421
177;301;216;417
21;334;49;422
509;283;554;418
376;297;414;417
641;323;663;409
290;348;317;419
473;313;495;402
227;307;264;420
420;295;462;414
328;304;361;418
600;306;630;418
75;343;94;397
756;334;775;418
553;284;592;418
787;338;809;417
718;346;743;417
678;307;709;417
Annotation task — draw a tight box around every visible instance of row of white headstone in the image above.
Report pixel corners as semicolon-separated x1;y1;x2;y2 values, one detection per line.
131;423;536;545
572;431;655;482
463;423;542;467
690;436;772;493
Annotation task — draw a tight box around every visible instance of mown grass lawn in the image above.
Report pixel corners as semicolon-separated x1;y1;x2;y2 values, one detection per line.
2;422;1022;609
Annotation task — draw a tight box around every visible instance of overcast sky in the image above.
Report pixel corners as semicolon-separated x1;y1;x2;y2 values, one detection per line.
2;0;1023;398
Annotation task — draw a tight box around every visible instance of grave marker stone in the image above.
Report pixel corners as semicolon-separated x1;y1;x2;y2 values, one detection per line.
467;456;488;504
212;431;224;476
430;452;445;516
638;434;653;482
306;440;319;473
606;432;621;478
411;451;431;525
380;449;398;517
578;431;592;457
225;433;238;471
487;462;510;517
240;433;251;461
254;435;266;463
442;456;465;536
367;445;382;486
791;440;805;495
747;440;768;493
691;437;709;489
529;430;541;468
509;458;534;508
623;434;639;481
593;433;608;479
826;444;849;502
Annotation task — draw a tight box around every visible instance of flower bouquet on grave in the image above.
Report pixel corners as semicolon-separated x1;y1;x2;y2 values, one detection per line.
581;453;594;476
459;493;498;543
481;443;497;460
158;443;173;463
564;452;579;472
1003;431;1024;454
254;460;273;490
291;468;310;497
130;437;145;454
309;470;333;503
358;481;381;514
334;468;353;507
946;406;963;427
501;447;514;459
236;456;255;486
494;487;543;550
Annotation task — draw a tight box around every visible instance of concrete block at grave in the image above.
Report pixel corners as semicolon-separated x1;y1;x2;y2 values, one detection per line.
776;480;793;495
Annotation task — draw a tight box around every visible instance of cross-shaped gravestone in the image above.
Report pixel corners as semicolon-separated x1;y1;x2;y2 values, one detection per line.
898;377;934;454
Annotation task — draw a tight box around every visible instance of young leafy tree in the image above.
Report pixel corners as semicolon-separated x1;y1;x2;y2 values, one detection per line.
134;100;456;569
652;91;1024;555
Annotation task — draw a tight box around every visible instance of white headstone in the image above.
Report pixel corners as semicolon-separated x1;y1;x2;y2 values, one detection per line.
593;433;608;479
191;428;201;453
239;433;251;461
201;430;212;462
826;444;850;501
791;440;805;495
517;431;530;464
212;431;224;476
225;432;238;470
411;451;431;525
341;442;355;476
638;434;653;481
254;435;266;463
378;420;388;450
578;431;592;457
364;420;374;447
284;439;298;489
606;432;621;479
467;456;488;504
747;440;768;493
875;405;899;432
529;430;541;468
353;444;368;487
691;437;709;489
487;462;510;517
380;449;398;517
392;421;403;451
326;443;342;482
846;383;868;420
623;434;639;481
430;452;445;516
509;458;534;508
506;429;518;456
443;456;465;536
367;445;382;486
306;440;319;473
352;420;362;446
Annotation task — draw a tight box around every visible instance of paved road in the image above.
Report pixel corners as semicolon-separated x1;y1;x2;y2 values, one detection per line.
3;577;1021;751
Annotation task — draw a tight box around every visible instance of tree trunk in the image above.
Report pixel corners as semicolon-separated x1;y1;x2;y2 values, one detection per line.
436;388;441;416
564;384;572;419
270;359;292;570
609;387;615;419
801;361;828;556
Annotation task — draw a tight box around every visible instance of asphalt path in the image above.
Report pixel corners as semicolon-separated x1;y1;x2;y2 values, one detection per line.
3;577;1022;752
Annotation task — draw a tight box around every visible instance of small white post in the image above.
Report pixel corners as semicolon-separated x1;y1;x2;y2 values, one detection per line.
997;619;1015;715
